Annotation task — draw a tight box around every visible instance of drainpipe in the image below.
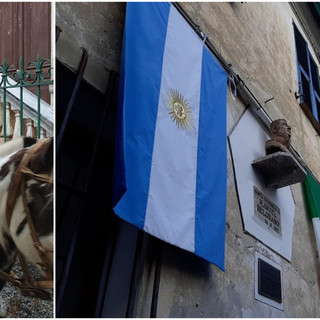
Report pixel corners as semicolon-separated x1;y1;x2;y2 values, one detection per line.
233;77;309;172
232;76;272;132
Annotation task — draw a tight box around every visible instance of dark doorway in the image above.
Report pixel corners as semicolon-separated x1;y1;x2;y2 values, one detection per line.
56;59;115;316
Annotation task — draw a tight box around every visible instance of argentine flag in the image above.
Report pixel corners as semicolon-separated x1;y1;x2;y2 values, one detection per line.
113;2;228;270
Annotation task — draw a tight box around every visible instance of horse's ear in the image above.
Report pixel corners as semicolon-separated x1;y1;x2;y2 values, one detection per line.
42;138;53;167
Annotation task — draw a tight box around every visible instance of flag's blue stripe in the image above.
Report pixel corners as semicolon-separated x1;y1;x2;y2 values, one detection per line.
112;23;127;208
195;46;227;270
113;3;170;228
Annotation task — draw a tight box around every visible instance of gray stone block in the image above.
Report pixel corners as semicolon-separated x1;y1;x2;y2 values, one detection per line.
252;152;306;189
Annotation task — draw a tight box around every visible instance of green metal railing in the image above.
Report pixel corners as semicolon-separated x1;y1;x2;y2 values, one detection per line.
0;55;53;141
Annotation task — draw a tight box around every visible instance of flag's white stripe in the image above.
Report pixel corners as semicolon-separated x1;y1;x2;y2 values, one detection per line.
144;5;203;252
312;217;320;258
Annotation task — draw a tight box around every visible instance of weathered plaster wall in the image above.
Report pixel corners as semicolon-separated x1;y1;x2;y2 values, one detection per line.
180;2;320;181
56;2;320;317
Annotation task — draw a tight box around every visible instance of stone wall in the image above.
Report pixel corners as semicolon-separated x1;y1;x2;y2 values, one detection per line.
56;2;125;93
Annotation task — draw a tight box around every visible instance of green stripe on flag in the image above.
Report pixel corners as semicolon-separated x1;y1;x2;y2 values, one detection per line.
303;171;320;219
314;2;320;17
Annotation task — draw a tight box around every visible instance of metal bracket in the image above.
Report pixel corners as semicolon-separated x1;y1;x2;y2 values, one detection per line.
295;92;304;100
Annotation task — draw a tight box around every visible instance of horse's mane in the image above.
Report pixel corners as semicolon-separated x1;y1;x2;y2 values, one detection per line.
0;137;36;159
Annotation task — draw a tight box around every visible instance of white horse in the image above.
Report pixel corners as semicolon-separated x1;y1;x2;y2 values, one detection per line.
0;137;53;299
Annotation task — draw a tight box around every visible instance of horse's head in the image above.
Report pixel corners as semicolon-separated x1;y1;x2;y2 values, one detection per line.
0;138;53;294
8;138;53;279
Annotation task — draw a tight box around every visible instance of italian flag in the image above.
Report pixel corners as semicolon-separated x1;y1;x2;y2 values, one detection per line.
303;171;320;258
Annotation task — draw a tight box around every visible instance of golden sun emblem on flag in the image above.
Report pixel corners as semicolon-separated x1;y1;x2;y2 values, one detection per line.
167;89;194;131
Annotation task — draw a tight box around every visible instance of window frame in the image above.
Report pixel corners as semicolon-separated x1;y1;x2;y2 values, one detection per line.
293;23;320;133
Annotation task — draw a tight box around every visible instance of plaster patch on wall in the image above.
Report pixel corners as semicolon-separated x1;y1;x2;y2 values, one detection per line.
256;242;282;265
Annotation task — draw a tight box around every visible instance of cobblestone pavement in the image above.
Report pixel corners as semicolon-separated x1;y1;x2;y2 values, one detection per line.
0;261;53;318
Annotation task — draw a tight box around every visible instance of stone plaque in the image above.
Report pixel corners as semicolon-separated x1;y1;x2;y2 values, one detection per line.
253;186;281;234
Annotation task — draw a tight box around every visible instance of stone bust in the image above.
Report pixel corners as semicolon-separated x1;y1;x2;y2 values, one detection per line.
265;119;291;155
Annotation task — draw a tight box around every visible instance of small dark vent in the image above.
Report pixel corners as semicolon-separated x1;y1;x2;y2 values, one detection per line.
258;258;282;303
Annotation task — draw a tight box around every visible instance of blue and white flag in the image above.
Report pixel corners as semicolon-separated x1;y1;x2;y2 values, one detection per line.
113;2;228;270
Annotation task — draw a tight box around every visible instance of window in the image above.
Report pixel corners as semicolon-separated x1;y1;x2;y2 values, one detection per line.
293;24;320;132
